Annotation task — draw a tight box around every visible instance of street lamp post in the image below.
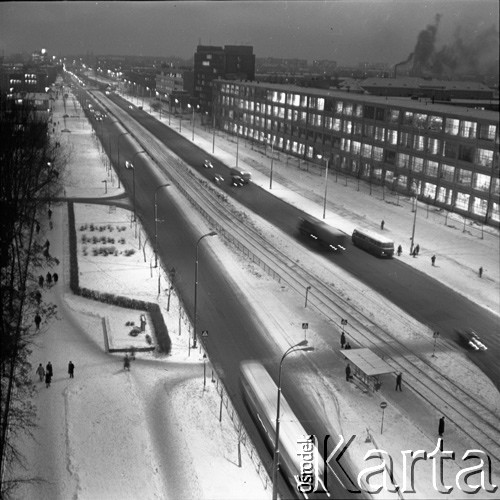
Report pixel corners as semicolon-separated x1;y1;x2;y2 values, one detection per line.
127;150;147;221
272;340;314;500
317;155;330;219
410;184;418;255
193;231;217;350
269;139;275;190
154;183;170;269
117;131;131;189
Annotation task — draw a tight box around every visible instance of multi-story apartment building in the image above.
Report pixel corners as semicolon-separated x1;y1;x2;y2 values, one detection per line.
213;80;499;226
194;45;255;113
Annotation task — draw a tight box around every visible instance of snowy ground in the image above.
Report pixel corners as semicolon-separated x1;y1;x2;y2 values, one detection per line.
11;78;499;500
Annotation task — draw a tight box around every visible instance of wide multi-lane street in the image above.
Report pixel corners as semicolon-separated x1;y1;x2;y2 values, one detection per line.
75;80;499;497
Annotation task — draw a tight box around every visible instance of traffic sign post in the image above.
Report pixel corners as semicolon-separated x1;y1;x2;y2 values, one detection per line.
302;322;309;340
380;402;387;434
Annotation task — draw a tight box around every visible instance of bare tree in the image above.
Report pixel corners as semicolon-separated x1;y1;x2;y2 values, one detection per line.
0;100;63;497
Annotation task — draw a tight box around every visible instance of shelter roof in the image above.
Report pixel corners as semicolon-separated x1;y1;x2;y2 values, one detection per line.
343;348;395;376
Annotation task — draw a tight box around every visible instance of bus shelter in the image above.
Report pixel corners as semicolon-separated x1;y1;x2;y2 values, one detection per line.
343;348;395;392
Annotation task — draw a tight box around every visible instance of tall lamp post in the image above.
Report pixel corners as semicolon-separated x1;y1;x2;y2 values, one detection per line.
410;186;418;255
272;340;314;500
154;183;170;269
317;155;330;219
127;150;147;221
268;138;275;190
193;231;217;349
175;99;182;132
117;131;131;189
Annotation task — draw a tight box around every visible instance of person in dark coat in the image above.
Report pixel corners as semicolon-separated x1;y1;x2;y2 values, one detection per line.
53;272;59;283
345;363;352;381
431;255;436;266
415;244;420;255
45;371;52;388
123;354;130;371
438;416;445;437
35;290;42;304
48;208;53;220
340;331;346;349
36;363;45;382
479;267;483;278
46;362;53;378
68;361;75;378
395;372;403;391
397;245;402;257
39;275;45;287
46;272;52;285
345;342;352;349
34;313;42;330
380;220;385;230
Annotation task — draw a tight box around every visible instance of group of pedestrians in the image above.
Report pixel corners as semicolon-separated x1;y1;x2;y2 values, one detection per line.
35;361;75;387
38;271;59;288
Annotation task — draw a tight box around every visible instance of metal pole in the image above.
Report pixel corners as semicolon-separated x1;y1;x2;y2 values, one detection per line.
193;232;217;349
236;130;240;168
212;111;216;154
192;106;195;141
272;341;313;500
410;195;418;255
269;140;274;190
154;183;170;269
323;158;329;219
305;285;311;308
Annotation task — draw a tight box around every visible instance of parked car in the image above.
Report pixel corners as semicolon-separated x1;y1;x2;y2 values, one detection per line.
459;329;487;351
203;159;214;169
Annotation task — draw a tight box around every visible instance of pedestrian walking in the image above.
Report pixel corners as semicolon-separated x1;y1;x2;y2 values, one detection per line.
68;361;75;378
46;362;53;378
45;239;50;251
415;244;420;256
346;363;352;381
53;272;59;283
380;220;385;230
48;208;52;220
395;372;403;391
39;275;45;287
431;255;436;266
397;245;402;257
46;272;52;285
35;290;42;304
340;331;346;349
412;248;417;258
36;363;45;382
45;371;52;388
479;267;483;278
36;222;40;234
438;416;445;437
123;354;130;371
34;313;42;330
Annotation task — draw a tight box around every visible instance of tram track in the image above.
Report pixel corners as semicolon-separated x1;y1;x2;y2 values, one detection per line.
93;90;500;462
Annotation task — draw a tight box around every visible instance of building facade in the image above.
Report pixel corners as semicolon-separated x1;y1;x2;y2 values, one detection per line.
213;80;499;226
194;45;255;113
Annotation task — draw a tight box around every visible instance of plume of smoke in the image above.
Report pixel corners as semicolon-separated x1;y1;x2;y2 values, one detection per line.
396;14;499;80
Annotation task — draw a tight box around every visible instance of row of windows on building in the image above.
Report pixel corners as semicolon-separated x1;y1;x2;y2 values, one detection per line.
222;106;496;170
221;120;499;222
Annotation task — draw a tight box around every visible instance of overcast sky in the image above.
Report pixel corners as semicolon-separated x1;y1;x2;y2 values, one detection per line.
0;1;498;65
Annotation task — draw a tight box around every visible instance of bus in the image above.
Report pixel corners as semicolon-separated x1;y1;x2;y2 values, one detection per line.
298;217;346;252
351;228;394;258
240;361;327;496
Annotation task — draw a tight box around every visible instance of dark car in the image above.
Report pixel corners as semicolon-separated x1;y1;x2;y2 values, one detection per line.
459;329;487;351
231;175;245;187
203;159;214;169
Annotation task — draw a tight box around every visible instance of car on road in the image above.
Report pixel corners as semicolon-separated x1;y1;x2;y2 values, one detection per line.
213;173;224;184
229;168;251;184
203;159;214;169
458;329;488;351
231;175;245;187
